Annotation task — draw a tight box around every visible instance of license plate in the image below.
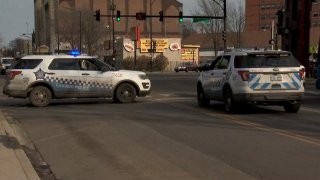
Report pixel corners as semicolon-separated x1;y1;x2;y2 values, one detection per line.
270;74;282;81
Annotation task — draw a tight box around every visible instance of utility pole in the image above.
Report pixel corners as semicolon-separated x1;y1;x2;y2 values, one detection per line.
111;0;115;59
80;11;82;53
223;0;227;49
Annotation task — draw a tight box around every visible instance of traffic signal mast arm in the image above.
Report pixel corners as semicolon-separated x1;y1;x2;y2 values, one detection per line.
94;13;224;20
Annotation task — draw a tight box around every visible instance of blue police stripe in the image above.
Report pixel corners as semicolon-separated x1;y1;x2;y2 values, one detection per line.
294;73;301;80
292;81;300;89
283;83;291;89
248;74;256;82
250;83;259;90
261;83;270;89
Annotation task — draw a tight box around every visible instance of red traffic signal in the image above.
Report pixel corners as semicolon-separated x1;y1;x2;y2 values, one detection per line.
136;12;146;20
159;11;164;22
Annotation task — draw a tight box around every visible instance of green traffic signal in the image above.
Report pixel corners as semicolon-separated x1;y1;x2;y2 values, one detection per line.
179;11;183;23
116;10;121;22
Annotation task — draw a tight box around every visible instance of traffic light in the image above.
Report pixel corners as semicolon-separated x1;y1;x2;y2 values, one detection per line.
222;31;227;41
276;9;285;34
159;11;164;22
116;10;121;22
95;10;100;21
179;11;183;23
136;12;146;20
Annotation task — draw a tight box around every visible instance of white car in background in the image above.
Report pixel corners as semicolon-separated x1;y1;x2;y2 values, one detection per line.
3;54;151;107
0;57;15;74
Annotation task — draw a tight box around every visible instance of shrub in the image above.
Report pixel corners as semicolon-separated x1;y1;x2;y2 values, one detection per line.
121;55;169;71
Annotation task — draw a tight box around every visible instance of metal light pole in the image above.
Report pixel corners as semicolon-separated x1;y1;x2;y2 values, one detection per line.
223;0;226;49
80;11;82;53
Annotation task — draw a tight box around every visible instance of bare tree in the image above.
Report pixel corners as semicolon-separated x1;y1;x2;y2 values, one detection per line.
56;8;107;56
9;38;25;56
0;34;3;47
182;21;197;38
194;0;245;51
196;0;224;55
80;10;107;56
227;1;245;48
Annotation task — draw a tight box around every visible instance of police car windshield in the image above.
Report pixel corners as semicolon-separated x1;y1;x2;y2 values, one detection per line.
234;54;300;68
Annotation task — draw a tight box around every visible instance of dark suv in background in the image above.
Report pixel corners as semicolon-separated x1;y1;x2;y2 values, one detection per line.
174;62;198;72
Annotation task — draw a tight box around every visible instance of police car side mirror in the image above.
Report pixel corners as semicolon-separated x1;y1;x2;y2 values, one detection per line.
203;64;210;71
100;66;108;72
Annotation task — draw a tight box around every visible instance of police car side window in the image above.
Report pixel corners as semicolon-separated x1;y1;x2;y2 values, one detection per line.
48;59;78;70
209;56;222;70
13;59;43;69
216;56;231;69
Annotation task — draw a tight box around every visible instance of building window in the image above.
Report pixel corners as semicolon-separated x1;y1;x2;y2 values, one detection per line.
260;24;271;30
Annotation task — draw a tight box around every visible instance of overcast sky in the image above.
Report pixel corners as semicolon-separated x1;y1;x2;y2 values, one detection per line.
0;0;226;47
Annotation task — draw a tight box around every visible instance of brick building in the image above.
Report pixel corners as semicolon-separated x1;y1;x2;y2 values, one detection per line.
34;0;183;60
244;0;320;50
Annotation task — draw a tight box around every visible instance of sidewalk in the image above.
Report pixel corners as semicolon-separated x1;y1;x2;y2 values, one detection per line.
0;110;40;180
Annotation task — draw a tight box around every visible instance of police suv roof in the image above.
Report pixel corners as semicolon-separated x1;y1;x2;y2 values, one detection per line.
21;54;93;59
224;48;291;55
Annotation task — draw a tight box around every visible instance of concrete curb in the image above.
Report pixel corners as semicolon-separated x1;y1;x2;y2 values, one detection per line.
0;110;41;180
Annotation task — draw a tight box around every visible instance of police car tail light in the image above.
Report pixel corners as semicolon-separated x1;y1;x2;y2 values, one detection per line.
8;71;22;80
238;71;250;81
299;69;305;80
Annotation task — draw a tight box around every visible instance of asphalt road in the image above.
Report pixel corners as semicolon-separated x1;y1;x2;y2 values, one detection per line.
1;73;320;180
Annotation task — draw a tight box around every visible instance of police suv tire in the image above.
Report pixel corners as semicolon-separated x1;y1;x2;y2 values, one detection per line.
223;88;237;113
29;86;52;107
197;86;210;107
284;102;300;113
115;83;136;103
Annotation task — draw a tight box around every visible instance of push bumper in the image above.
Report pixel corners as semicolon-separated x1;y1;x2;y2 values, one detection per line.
234;92;304;104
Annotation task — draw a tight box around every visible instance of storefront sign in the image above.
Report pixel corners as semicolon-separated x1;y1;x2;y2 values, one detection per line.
140;39;169;53
181;48;199;61
123;43;135;53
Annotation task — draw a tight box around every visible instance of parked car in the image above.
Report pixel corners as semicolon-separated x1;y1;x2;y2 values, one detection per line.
174;62;198;72
3;54;151;107
0;57;15;74
197;49;305;113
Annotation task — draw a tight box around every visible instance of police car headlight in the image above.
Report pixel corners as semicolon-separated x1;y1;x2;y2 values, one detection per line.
138;74;149;80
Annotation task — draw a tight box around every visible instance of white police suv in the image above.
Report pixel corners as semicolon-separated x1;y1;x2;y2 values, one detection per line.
3;54;151;107
197;49;305;113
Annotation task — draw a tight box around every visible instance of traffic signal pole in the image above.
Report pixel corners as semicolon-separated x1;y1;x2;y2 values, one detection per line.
111;0;115;59
223;0;227;49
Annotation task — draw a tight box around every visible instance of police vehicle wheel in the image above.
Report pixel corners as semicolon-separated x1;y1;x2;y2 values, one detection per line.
197;87;210;107
223;88;237;113
115;83;136;103
284;102;300;113
29;86;52;107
